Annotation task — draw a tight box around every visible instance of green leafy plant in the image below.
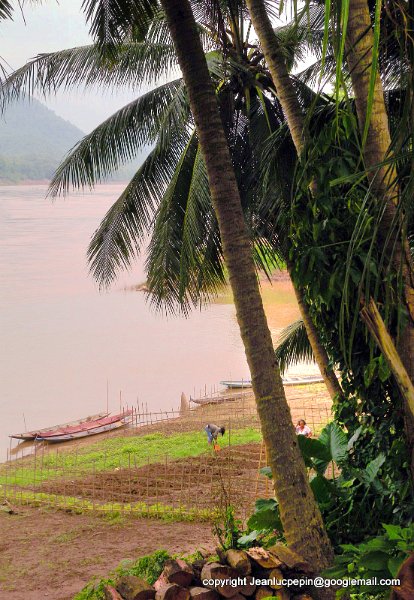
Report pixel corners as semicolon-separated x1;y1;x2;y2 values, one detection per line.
241;422;412;549
238;496;283;548
323;524;414;596
74;550;171;600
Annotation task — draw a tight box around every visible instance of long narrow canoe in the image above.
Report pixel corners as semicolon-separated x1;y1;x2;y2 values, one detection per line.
9;412;109;441
219;374;324;389
35;410;133;442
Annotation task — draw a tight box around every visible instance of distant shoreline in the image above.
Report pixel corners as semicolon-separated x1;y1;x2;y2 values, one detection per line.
0;179;133;186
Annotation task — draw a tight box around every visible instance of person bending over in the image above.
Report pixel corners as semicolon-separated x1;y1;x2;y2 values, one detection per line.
204;423;226;448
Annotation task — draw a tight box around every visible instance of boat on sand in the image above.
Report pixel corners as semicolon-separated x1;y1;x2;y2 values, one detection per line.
9;412;109;441
34;410;134;442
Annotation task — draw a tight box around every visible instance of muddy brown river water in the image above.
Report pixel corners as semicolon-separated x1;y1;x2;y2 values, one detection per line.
0;184;316;460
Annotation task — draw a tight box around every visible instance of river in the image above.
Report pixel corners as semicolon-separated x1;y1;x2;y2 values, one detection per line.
0;184;309;459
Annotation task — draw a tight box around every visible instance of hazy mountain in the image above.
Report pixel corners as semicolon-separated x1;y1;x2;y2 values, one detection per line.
0;98;142;184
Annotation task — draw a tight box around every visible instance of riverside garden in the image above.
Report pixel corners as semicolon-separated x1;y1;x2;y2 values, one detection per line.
2;0;414;599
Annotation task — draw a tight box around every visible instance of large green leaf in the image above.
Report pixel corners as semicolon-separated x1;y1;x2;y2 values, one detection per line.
310;474;333;505
313;422;348;473
297;434;332;465
247;498;283;533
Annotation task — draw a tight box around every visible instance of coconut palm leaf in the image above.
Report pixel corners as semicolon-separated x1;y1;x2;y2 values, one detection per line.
48;78;189;196
274;319;315;374
82;0;159;47
87;125;192;287
0;0;12;20
0;42;179;106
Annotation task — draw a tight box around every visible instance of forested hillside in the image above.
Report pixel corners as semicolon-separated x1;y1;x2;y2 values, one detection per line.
0;98;140;183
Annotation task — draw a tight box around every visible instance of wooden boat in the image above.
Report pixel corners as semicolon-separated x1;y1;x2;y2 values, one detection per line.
190;394;240;406
219;374;324;389
35;410;133;442
9;412;109;441
219;380;252;389
192;374;325;405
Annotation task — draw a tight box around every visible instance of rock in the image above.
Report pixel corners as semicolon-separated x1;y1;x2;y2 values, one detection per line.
246;549;283;570
239;576;256;597
155;584;190;600
201;562;241;598
116;575;156;600
226;550;252;576
254;586;274;600
267;569;283;590
267;546;312;574
163;559;195;587
189;587;220;600
104;586;124;600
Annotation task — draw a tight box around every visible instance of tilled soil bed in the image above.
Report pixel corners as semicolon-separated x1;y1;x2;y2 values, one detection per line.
38;444;270;517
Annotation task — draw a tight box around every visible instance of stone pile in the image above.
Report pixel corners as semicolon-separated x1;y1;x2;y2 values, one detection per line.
103;546;315;600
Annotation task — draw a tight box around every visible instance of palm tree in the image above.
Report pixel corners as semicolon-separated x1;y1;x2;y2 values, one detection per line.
0;0;343;403
1;0;335;572
344;0;414;473
138;0;336;571
245;0;414;472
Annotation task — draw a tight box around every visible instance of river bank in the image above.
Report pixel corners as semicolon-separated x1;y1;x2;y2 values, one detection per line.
0;383;331;598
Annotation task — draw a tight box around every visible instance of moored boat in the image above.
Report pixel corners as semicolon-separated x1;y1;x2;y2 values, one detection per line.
9;412;109;441
190;394;239;406
219;374;324;389
35;410;133;442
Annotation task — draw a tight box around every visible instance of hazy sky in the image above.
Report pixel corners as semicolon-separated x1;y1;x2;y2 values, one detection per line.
1;0;140;132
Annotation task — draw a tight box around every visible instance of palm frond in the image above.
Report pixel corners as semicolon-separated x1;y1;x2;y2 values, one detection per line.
82;0;158;47
0;42;178;107
146;131;227;314
274;319;315;374
0;0;12;20
87;126;192;287
48;78;189;196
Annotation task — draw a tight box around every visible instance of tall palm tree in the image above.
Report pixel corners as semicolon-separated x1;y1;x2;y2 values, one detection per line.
138;0;336;571
0;0;343;403
344;0;414;472
245;0;343;400
1;0;335;572
245;0;414;472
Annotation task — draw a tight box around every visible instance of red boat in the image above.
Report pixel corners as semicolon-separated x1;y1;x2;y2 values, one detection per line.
34;410;134;442
9;412;109;441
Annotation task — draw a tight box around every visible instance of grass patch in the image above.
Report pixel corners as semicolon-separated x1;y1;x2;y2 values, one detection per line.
0;427;261;488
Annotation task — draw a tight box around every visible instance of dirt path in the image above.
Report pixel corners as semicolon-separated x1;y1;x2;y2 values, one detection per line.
0;507;215;600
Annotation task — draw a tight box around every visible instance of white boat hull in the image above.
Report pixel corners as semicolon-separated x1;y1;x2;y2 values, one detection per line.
219;375;324;389
35;420;127;442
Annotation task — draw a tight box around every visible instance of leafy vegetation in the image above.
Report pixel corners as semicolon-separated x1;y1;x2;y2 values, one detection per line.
74;549;171;600
323;524;414;596
238;422;414;549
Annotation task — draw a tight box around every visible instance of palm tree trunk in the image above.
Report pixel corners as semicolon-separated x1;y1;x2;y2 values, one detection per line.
346;0;414;474
246;0;342;400
160;0;334;573
291;270;343;399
